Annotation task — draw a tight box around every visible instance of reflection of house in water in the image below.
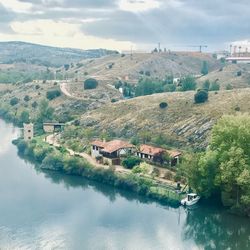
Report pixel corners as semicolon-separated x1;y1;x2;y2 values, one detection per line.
136;144;181;166
43;122;65;133
23;123;34;141
91;139;135;165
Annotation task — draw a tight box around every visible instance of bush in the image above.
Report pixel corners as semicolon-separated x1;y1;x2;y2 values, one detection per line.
10;97;19;106
46;89;61;100
236;71;242;77
194;89;208;103
24;95;31;102
159;102;168;109
226;84;233;90
164;84;176;92
32;101;38;109
181;76;197;91
202;80;210;90
122;156;142;169
209;81;220;91
84;78;98;90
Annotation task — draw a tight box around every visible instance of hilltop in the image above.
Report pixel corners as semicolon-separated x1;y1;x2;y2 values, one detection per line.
66;51;223;83
0;41;118;67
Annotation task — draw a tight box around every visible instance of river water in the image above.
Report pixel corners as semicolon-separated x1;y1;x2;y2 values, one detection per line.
0;119;249;250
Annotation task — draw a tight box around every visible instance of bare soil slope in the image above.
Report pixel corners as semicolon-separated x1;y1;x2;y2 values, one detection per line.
79;89;250;149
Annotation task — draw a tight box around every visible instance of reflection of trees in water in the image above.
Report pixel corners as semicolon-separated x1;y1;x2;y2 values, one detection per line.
182;206;250;250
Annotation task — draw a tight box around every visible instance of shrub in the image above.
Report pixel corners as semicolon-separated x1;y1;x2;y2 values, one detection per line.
209;81;220;91
164;84;176;92
10;97;19;106
32;101;38;109
159;102;168;109
84;78;98;90
236;71;242;77
194;89;208;103
24;95;31;102
46;89;61;100
35;85;40;90
181;76;197;91
226;84;233;90
202;80;210;90
145;71;151;76
122;156;142;169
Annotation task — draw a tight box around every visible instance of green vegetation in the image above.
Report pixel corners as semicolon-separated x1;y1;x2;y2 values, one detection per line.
10;97;19;106
122;156;142;169
209;81;220;91
84;78;98;90
181;76;197;91
46;89;61;100
14;138;181;206
180;114;250;216
194;89;209;103
159;102;168;109
201;61;209;75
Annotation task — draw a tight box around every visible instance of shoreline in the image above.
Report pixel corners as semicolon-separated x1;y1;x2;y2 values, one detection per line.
13;136;184;208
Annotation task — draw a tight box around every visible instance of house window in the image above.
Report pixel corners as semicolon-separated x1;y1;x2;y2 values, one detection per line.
28;130;31;132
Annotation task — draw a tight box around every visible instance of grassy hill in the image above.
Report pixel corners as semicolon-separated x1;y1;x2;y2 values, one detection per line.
0;41;118;67
77;89;250;150
66;51;223;83
197;63;250;89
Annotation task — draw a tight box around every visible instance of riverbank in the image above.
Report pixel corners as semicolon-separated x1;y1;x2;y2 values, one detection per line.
13;137;183;207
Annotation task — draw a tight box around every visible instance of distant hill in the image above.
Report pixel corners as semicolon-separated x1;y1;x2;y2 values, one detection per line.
197;63;250;89
66;51;223;83
0;41;118;67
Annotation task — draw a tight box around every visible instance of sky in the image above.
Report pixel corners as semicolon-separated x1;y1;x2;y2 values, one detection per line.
0;0;249;52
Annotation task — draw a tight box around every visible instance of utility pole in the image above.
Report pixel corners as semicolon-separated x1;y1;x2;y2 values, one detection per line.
158;42;161;52
130;45;133;60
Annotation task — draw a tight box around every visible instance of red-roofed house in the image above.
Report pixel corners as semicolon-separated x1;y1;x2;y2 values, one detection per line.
136;144;181;166
91;139;135;165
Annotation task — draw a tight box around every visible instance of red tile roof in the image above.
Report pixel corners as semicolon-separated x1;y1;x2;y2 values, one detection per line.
91;139;134;154
91;140;106;148
139;144;165;156
139;144;181;158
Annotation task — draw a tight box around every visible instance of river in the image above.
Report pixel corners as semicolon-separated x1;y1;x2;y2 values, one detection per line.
0;119;249;250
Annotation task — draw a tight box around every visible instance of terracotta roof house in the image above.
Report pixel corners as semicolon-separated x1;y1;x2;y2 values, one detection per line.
91;139;135;165
137;144;181;166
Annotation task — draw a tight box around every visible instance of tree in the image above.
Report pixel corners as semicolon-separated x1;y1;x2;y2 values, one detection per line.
20;111;30;124
46;89;61;100
10;97;19;106
183;114;250;215
201;61;209;75
37;99;54;124
122;156;141;169
84;78;98;90
181;76;197;91
194;90;208;103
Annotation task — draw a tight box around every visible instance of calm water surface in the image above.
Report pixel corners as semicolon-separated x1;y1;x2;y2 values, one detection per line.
0;119;249;250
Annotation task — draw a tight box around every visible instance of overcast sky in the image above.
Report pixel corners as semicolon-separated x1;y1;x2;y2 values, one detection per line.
0;0;249;51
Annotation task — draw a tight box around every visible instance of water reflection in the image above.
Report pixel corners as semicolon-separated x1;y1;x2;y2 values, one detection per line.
0;119;250;250
183;205;250;250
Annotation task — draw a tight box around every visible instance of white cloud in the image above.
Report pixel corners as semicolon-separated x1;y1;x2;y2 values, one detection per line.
118;0;161;12
0;0;32;13
4;19;134;51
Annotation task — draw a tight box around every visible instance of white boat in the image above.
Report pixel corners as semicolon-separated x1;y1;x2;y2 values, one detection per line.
181;193;200;206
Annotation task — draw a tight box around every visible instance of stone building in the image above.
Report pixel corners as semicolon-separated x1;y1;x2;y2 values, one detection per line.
23;123;34;141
